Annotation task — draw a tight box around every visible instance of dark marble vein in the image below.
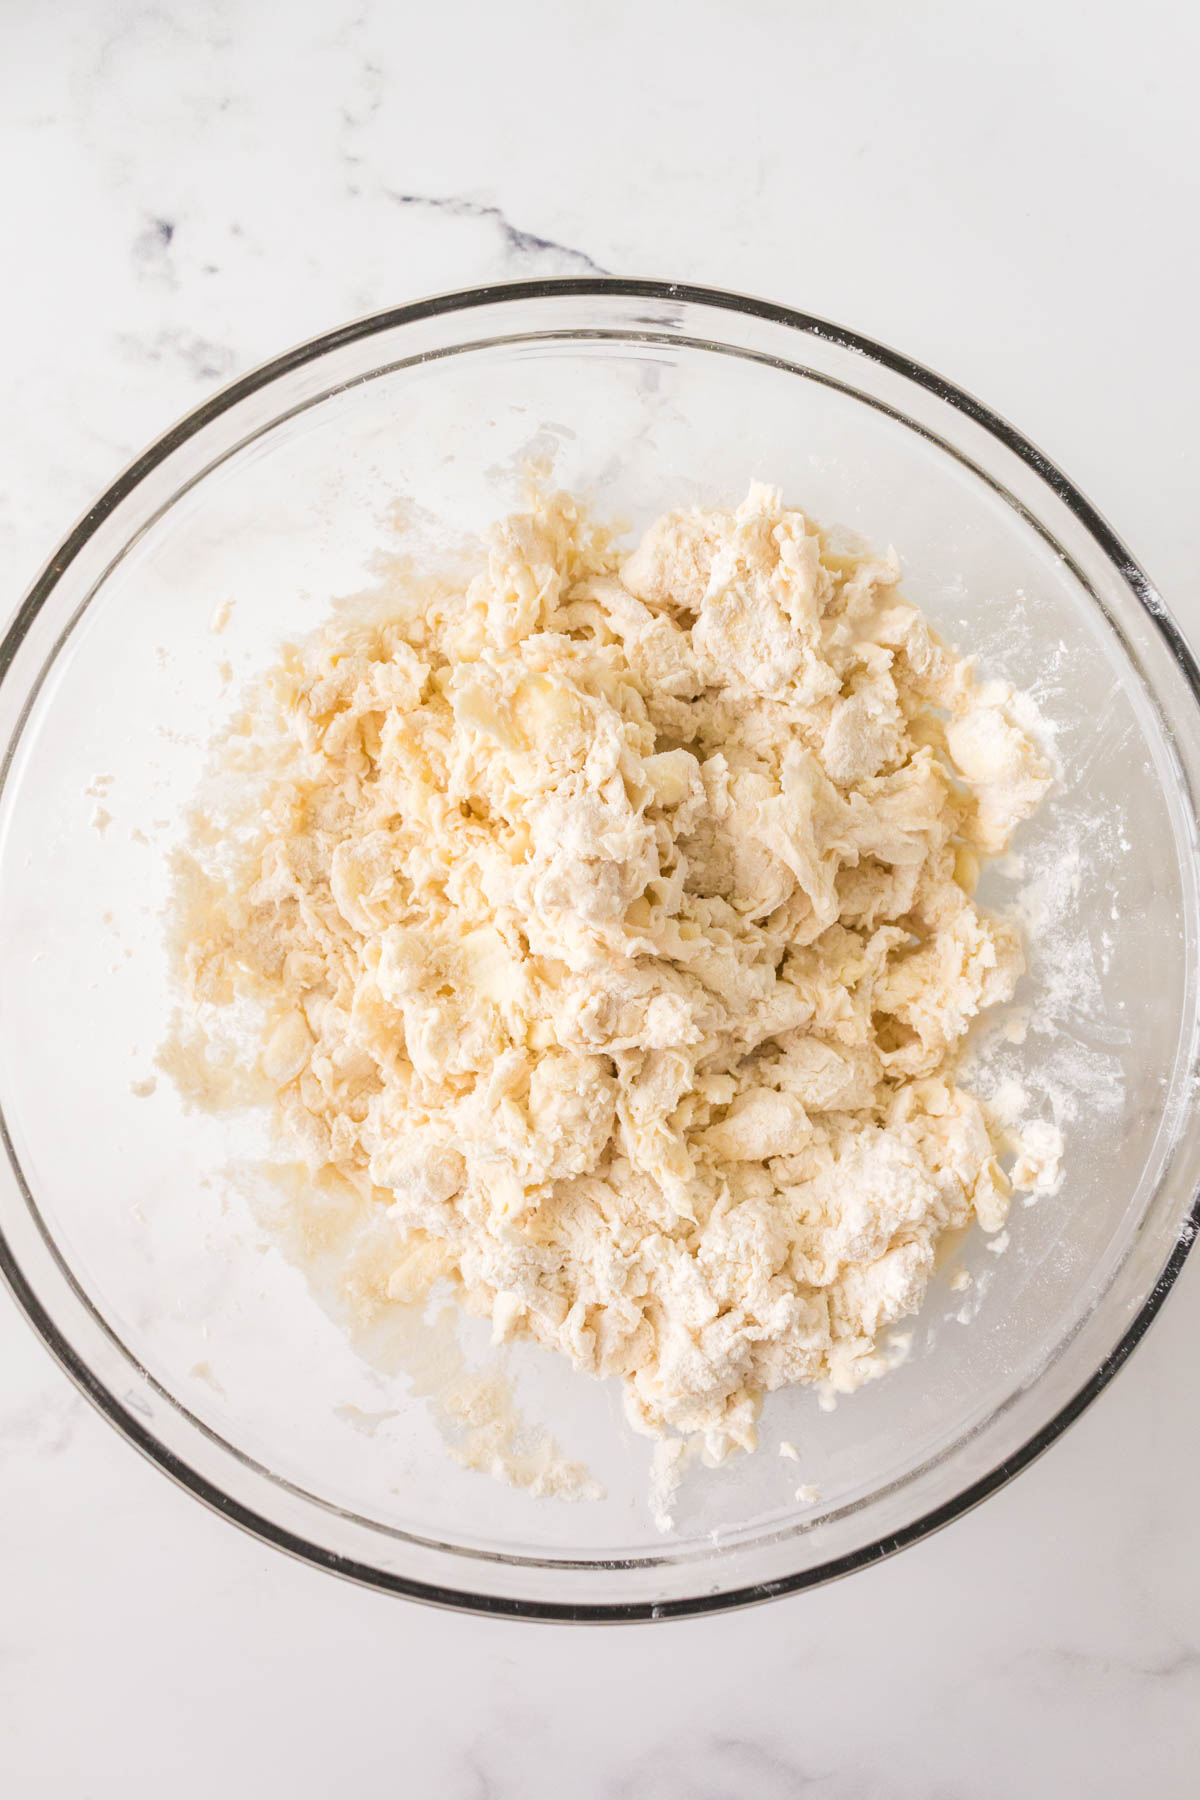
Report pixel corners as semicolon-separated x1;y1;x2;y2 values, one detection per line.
131;214;178;282
388;190;611;274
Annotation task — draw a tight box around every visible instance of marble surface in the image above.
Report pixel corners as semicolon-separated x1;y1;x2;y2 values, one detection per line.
3;1;1199;1793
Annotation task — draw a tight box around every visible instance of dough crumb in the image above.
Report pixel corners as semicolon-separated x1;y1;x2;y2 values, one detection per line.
188;1359;226;1395
333;1403;399;1437
650;1437;692;1531
1011;1119;1064;1196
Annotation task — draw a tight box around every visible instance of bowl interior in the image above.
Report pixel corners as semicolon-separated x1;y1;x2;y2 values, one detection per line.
1;294;1196;1608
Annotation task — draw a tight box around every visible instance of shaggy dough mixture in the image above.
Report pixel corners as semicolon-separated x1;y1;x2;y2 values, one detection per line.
176;484;1051;1461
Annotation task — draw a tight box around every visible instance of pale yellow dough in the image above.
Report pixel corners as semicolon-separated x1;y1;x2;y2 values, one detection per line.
176;484;1050;1461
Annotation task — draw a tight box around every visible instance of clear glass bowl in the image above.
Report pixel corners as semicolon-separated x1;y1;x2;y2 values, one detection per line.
2;280;1198;1621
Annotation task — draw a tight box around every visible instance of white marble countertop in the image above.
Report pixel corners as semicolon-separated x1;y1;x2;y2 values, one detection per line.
3;2;1199;1793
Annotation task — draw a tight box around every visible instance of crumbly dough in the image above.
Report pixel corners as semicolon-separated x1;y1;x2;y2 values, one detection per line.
176;484;1050;1462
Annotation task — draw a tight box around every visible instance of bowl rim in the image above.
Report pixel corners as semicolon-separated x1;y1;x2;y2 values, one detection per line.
3;275;1199;1623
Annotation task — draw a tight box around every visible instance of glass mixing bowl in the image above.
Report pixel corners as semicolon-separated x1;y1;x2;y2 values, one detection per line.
2;280;1198;1621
